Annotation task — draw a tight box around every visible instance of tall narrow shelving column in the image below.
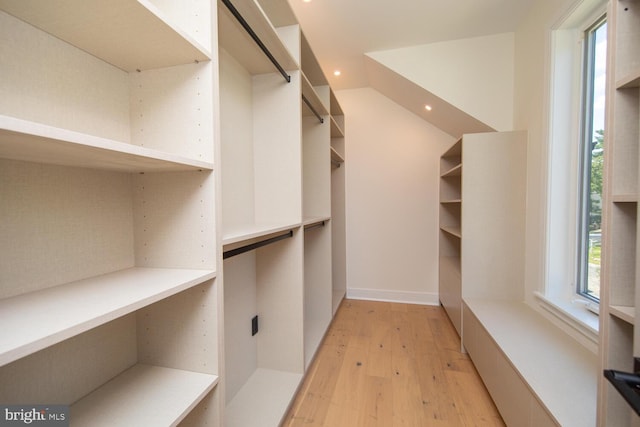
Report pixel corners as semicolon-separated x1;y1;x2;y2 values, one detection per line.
330;90;347;314
217;1;304;426
0;0;222;425
300;32;333;369
439;139;463;336
599;0;640;423
438;131;527;339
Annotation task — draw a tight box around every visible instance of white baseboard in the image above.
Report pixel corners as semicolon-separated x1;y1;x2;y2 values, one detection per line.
346;287;439;306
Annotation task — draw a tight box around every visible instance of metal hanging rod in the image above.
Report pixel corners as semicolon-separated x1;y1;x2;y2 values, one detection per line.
304;220;326;232
221;0;291;83
223;230;293;259
302;95;325;124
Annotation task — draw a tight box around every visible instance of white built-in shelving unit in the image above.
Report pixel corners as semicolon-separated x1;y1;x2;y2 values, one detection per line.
217;0;345;425
598;0;640;424
438;139;463;335
439;131;601;426
438;131;527;337
301;32;333;370
0;0;345;424
218;0;304;424
0;0;221;425
330;89;347;314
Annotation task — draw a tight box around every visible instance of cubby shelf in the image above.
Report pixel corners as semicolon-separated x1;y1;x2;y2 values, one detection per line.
0;115;214;172
610;305;636;325
440;225;462;238
302;72;329;119
330;116;345;138
0;0;211;71
441;164;462;177
612;194;639;203
71;364;218;427
616;68;640;89
330;146;345;164
0;267;216;367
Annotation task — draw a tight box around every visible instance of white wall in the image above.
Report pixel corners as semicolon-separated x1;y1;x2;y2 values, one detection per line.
513;0;578;305
337;87;453;305
366;33;515;132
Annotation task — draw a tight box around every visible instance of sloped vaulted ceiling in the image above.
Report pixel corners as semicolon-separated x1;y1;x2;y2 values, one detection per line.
288;0;535;136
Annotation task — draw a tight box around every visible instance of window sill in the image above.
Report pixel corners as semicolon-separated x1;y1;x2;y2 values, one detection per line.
533;291;599;347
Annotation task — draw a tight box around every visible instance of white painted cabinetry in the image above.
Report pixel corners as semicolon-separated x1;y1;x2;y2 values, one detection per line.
598;0;640;424
0;0;346;426
0;0;222;424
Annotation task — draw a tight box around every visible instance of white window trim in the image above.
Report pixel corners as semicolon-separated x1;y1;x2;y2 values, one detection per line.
540;0;606;345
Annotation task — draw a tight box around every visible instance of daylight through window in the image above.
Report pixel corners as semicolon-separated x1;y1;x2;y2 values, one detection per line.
577;16;606;301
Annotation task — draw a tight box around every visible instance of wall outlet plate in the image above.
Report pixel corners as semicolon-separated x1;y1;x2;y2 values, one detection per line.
252;315;258;336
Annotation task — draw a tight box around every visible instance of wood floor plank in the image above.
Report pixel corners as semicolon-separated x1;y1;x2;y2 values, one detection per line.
359;375;393;426
283;300;504;427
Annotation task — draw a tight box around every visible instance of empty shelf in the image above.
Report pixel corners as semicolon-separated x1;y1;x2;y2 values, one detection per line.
0;0;211;71
0;115;214;172
0;267;216;366
225;368;302;427
71;364;218;426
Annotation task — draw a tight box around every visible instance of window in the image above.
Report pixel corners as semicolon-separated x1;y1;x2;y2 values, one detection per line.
541;0;607;341
577;17;606;301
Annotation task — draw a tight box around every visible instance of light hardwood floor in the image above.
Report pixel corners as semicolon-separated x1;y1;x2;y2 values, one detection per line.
283;299;505;427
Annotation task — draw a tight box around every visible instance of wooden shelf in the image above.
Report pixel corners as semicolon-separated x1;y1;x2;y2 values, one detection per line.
225;368;303;427
330;146;345;164
330;116;345;138
441;199;462;204
0;115;214;172
0;0;211;71
612;193;639;203
71;364;218;426
303;216;331;228
440;225;462;238
0;267;216;367
609;305;635;325
222;222;300;247
441;163;462;177
218;0;299;76
616;67;640;89
302;72;329;118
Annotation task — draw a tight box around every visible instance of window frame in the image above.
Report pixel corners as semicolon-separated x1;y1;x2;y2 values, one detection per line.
540;0;608;345
576;15;606;302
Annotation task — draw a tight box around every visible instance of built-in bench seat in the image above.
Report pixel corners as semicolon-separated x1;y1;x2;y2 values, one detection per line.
462;298;598;426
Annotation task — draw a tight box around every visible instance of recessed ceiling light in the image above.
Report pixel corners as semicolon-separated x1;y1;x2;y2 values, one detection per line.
334;70;341;76
303;0;312;3
425;105;432;111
